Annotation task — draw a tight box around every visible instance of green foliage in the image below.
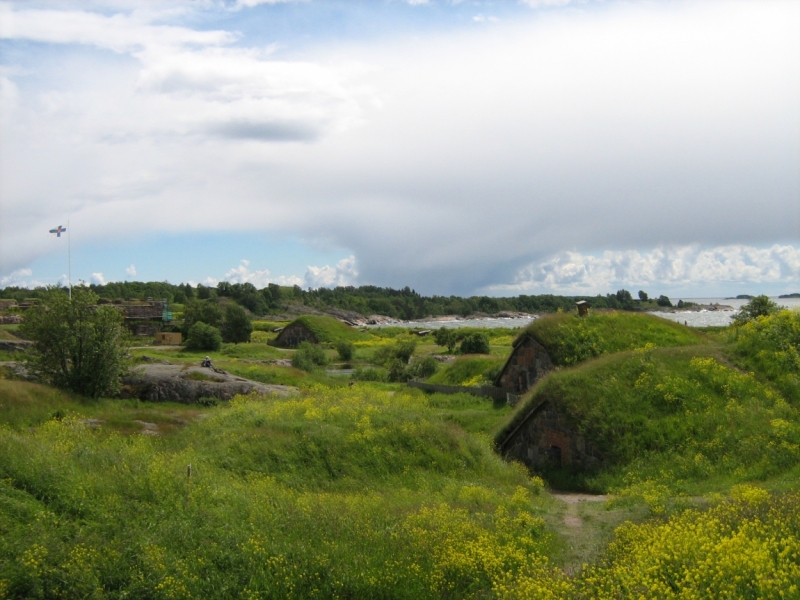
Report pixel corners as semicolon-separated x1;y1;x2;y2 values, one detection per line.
427;356;504;386
291;341;329;371
408;356;439;379
434;327;460;353
185;322;223;351
19;286;127;398
638;290;648;302
656;294;672;307
221;303;253;344
732;294;780;325
732;309;800;402
181;299;223;334
459;332;490;355
374;339;417;366
335;340;355;361
520;311;702;367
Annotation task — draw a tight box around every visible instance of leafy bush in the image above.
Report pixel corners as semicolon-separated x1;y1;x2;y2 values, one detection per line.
407;356;438;380
459;332;490;355
335;340;355;361
181;299;223;335
185;321;223;351
374;339;417;366
427;356;504;386
656;295;672;307
291;341;329;371
434;327;460;353
352;366;389;382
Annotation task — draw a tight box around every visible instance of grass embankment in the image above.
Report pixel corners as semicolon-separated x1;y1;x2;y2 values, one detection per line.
0;382;558;599
497;344;800;496
728;309;800;403
519;311;704;366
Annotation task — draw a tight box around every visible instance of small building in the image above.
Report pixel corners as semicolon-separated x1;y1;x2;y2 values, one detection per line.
497;399;604;470
274;321;319;348
494;334;553;394
576;300;589;317
155;332;182;346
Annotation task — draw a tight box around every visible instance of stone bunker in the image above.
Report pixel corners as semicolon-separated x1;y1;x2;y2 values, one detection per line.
496;399;604;470
494;334;553;394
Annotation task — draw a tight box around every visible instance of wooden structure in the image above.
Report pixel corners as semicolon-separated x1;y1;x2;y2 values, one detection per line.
155;332;182;345
494;334;553;394
576;300;589;317
497;400;604;470
119;300;173;336
274;321;318;348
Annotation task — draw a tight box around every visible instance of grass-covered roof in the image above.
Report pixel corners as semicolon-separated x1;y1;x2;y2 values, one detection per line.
284;315;371;344
514;311;704;367
495;344;799;491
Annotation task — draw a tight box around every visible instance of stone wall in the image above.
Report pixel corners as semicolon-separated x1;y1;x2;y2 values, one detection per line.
496;336;553;393
500;401;603;470
275;323;318;348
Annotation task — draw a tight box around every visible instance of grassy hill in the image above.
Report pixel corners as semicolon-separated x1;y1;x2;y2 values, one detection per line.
496;344;800;494
518;311;704;366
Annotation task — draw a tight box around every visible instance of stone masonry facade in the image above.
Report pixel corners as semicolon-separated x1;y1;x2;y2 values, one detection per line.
275;322;318;348
496;336;554;394
501;401;604;470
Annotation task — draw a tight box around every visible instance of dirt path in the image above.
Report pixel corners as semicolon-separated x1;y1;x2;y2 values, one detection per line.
552;493;608;529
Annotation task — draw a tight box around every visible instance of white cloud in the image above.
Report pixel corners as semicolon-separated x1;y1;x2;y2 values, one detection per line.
0;2;798;295
493;244;800;294
221;260;303;288
90;272;106;285
0;5;235;54
235;0;308;8
0;268;32;287
519;0;576;8
126;264;137;277
304;256;358;289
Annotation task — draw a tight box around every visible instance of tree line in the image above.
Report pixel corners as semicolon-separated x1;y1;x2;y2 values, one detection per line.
0;281;672;318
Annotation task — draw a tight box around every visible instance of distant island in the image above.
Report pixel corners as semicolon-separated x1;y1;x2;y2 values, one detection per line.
725;294;753;300
779;293;800;298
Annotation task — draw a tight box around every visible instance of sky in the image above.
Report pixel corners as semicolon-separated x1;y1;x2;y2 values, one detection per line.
1;0;798;298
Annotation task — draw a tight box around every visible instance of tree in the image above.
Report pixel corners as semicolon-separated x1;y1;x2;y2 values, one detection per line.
733;295;779;325
222;304;253;344
182;299;223;335
335;340;355;361
656;295;672;307
20;286;127;398
434;327;459;353
638;290;649;302
459;332;490;355
185;322;223;351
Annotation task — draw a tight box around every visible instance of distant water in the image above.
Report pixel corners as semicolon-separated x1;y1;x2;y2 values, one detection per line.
370;316;537;330
649;297;800;327
366;297;800;330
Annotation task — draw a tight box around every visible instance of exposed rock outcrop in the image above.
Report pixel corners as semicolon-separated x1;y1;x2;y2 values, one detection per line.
122;364;298;403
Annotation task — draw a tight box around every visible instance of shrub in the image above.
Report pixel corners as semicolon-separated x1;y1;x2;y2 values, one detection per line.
335;340;355;361
185;322;223;351
408;356;438;380
182;299;223;335
656;295;672;307
732;294;780;325
434;327;460;353
459;332;490;355
291;341;328;371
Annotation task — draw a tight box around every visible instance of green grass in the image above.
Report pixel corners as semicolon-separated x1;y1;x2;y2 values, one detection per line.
519;311;705;366
727;309;800;404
